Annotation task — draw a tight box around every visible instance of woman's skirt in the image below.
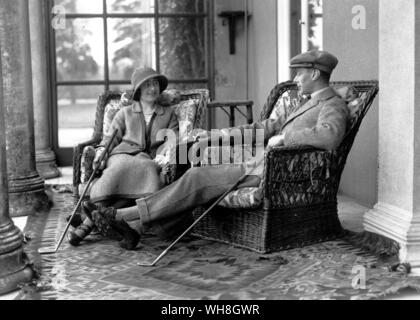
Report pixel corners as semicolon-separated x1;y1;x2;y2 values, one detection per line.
89;152;163;203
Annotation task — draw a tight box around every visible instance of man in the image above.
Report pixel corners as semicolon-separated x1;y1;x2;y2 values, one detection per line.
85;50;349;250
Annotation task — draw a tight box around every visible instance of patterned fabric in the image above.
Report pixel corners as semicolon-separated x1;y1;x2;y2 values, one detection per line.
219;186;263;208
80;146;96;184
269;90;302;122
120;89;182;107
103;99;123;136
202;145;262;209
173;99;198;143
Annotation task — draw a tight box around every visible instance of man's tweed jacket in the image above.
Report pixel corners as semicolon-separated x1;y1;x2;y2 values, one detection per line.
231;86;349;177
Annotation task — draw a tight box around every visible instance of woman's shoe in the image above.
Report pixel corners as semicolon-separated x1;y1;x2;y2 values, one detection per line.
68;218;95;246
66;213;84;228
82;200;98;219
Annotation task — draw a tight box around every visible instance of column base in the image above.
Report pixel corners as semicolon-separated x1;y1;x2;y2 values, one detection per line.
0;222;34;295
364;202;420;271
8;171;50;217
0;265;34;295
36;149;60;179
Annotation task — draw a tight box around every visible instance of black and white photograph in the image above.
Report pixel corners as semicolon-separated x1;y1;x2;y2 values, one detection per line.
0;0;419;305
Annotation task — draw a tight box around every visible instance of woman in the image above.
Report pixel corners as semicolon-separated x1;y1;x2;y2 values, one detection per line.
69;67;178;250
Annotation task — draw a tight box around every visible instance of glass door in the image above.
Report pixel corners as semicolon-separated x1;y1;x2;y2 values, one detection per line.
48;0;212;165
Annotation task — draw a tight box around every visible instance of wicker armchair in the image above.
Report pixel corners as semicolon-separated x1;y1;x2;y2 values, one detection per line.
192;80;379;253
72;89;209;204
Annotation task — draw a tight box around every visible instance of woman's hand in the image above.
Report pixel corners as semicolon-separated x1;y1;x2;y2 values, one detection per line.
92;147;108;171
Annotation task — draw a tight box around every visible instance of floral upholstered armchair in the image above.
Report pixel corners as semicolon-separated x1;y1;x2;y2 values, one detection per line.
192;81;379;253
72;88;209;204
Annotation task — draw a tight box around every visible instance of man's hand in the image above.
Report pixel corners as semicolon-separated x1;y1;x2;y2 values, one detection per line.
154;154;169;168
156;142;175;167
92;147;107;171
267;134;285;148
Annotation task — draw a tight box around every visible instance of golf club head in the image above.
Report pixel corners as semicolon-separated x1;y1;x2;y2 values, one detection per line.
137;261;156;267
38;247;57;255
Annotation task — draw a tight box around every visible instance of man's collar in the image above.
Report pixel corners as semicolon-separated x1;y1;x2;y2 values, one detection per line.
306;86;337;102
310;86;331;100
132;101;164;115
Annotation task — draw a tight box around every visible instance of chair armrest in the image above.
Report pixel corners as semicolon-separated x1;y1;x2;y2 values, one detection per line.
72;137;102;187
262;145;337;208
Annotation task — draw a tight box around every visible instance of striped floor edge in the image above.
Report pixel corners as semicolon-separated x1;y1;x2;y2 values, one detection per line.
20;188;73;300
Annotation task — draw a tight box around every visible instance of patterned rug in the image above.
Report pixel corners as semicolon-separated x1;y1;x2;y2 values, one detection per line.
16;186;420;300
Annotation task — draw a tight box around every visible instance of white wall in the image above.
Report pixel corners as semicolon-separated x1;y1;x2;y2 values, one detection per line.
323;0;379;207
212;0;278;128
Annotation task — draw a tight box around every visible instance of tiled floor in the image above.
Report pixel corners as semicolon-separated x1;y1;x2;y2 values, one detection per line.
1;167;419;300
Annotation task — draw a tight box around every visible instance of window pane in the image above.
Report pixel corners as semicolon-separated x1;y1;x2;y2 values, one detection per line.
159;17;206;79
166;82;207;91
56;18;104;81
57;85;104;147
309;0;322;14
158;0;206;13
109;84;133;92
53;0;103;14
309;0;322;50
108;18;156;80
106;0;155;13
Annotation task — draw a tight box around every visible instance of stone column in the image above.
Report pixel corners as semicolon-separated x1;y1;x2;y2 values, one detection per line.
0;40;34;295
364;0;420;274
0;0;49;217
29;0;60;179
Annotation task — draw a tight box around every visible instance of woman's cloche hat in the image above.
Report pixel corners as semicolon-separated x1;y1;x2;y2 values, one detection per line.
131;67;168;101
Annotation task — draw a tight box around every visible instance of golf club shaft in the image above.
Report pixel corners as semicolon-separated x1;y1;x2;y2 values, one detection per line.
46;129;119;253
146;157;264;266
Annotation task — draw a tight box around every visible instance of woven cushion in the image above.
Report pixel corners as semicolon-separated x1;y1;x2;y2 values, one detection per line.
334;86;358;102
80;146;95;183
269;90;301;122
219;186;263;209
333;86;364;127
103;99;123;136
173;99;198;142
202;145;262;209
121;89;182;107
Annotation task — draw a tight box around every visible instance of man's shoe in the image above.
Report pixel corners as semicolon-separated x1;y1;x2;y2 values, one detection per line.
111;220;140;251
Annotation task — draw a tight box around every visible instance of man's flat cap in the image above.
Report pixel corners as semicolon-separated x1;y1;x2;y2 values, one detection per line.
289;50;338;74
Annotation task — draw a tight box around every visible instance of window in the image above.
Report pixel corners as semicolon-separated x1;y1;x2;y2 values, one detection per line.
301;0;323;52
277;0;323;82
48;0;212;164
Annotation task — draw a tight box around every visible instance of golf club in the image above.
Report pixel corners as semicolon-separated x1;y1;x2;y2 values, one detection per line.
38;129;119;255
137;155;264;267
